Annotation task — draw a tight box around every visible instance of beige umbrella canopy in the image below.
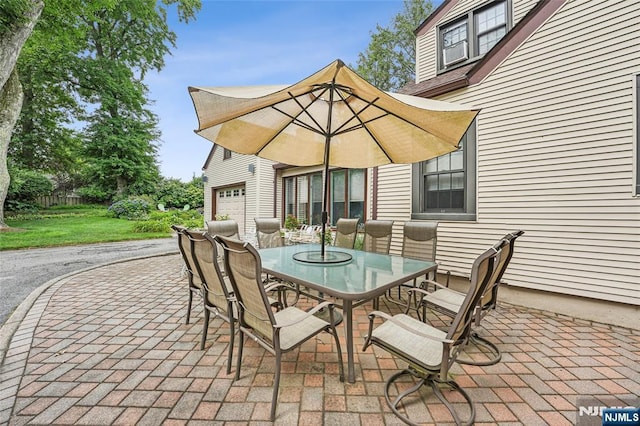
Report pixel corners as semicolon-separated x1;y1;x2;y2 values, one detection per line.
189;59;479;260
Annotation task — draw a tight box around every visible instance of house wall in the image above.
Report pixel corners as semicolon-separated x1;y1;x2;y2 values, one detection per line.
203;147;277;240
416;0;538;83
382;0;640;305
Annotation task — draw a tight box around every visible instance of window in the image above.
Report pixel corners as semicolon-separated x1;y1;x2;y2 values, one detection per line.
476;1;507;55
439;0;510;71
297;175;309;224
223;148;231;160
412;120;476;221
283;169;366;226
285;178;295;216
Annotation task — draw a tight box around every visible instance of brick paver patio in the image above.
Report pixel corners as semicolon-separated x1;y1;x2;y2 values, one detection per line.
0;254;638;425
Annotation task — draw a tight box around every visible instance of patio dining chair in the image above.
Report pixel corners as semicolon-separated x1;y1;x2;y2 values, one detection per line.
419;230;524;365
206;219;240;275
185;230;237;374
206;219;240;239
362;220;394;254
383;221;438;311
254;217;283;248
172;225;203;325
215;235;344;421
362;241;503;426
363;220;394;310
333;218;359;249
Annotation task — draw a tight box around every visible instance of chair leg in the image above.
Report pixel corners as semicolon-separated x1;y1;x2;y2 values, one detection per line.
455;331;502;366
329;324;345;382
430;376;475;426
384;368;475;426
234;333;244;381
271;350;282;421
227;319;235;375
200;307;210;350
384;369;427;426
186;289;193;325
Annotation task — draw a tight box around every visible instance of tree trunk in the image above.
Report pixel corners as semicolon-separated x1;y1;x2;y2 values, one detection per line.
0;70;23;227
0;0;44;228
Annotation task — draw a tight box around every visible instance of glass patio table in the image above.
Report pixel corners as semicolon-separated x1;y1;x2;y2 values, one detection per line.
259;244;437;383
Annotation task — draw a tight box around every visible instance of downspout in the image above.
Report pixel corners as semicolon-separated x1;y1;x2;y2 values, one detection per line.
372;166;378;219
273;167;278;218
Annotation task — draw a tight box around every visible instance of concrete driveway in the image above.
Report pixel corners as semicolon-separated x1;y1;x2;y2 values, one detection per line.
0;238;178;326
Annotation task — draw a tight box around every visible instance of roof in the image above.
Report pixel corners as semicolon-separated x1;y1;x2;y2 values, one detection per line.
401;0;567;98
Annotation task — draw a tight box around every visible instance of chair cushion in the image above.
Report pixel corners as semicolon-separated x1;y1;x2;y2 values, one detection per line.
275;307;329;351
371;313;446;370
424;288;465;314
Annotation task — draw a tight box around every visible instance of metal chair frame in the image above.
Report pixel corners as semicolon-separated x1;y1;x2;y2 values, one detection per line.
421;231;524;365
186;230;237;374
384;221;438;310
216;235;344;421
172;225;203;325
363;241;505;426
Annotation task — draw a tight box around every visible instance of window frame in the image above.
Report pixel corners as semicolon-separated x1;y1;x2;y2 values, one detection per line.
283;168;367;226
437;0;511;73
412;120;477;221
223;148;232;160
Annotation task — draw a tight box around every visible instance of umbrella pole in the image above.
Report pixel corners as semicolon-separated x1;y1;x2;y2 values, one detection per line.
321;133;331;258
320;83;336;259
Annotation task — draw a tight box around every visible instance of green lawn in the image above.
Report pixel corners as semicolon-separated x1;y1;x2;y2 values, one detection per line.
0;206;172;250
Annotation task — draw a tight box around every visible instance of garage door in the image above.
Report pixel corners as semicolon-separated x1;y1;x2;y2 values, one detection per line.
215;186;245;237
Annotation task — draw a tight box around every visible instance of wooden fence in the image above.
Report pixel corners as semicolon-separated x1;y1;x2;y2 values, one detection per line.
35;195;89;208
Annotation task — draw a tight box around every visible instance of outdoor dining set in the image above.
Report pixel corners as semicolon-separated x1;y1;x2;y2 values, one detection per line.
171;219;523;425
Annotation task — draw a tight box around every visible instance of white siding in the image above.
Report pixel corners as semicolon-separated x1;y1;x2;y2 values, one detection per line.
416;0;538;82
374;163;413;254
203;148;276;240
399;0;640;305
416;23;437;81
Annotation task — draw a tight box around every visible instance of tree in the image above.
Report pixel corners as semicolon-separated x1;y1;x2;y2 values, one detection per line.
0;0;44;228
7;0;201;205
9;0;83;175
355;0;433;92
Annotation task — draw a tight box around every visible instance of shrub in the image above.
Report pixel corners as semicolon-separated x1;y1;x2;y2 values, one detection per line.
132;209;203;233
108;197;151;220
284;214;300;230
6;167;54;211
76;185;112;203
154;177;204;209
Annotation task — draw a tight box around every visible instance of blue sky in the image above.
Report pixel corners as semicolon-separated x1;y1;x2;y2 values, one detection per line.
146;0;407;182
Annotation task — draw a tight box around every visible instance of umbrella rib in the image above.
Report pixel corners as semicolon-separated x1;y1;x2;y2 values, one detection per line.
289;87;332;136
335;93;395;163
252;88;332;157
271;105;324;136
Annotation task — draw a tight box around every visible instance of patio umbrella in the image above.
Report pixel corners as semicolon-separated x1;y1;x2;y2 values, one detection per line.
189;59;479;261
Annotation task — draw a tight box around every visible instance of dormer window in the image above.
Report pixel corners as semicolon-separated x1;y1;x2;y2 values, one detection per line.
476;1;507;55
439;0;511;72
442;21;468;66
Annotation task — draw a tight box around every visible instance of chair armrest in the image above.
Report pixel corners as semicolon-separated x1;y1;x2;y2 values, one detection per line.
264;282;295;293
273;301;336;328
420;280;450;292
